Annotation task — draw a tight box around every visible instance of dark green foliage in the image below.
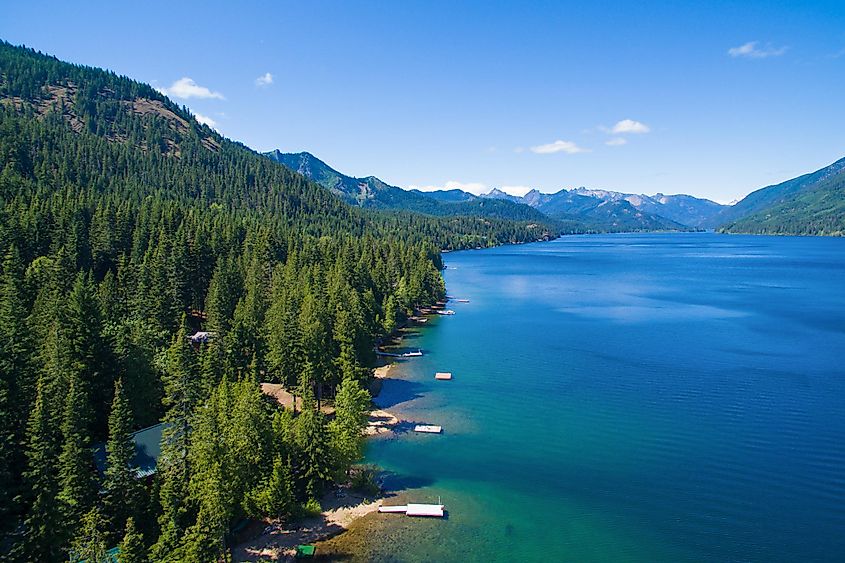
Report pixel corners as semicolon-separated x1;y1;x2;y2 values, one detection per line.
0;245;33;529
118;517;145;563
719;157;845;236
0;40;558;562
18;376;63;563
57;375;97;540
295;388;334;499
69;507;108;563
103;379;142;543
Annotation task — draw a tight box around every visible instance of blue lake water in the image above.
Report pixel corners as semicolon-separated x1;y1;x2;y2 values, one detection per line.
339;233;845;561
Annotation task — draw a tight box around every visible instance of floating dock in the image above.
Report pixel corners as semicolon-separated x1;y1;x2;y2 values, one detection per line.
378;504;445;517
435;372;452;380
378;505;410;513
414;425;442;433
374;349;423;358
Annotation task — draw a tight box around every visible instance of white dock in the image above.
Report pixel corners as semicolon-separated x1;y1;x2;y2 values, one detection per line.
378;504;445;517
407;503;445;517
414;425;442;433
378;505;410;513
434;372;452;380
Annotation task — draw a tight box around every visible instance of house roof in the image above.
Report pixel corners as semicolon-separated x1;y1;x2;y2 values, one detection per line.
93;422;165;478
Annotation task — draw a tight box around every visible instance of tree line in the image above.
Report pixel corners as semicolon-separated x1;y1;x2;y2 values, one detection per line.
0;40;545;561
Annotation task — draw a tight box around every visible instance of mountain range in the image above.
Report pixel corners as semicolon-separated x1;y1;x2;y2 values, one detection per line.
266;151;710;232
264;150;555;225
268;151;845;236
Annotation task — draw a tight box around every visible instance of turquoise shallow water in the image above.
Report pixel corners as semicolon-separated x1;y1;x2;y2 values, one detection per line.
361;233;845;562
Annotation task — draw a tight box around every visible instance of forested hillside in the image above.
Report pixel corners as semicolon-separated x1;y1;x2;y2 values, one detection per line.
266;150;561;226
718;157;845;236
0;41;551;562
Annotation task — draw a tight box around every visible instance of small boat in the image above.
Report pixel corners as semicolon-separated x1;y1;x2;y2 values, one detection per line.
403;350;423;357
436;309;455;315
455;299;470;303
434;372;452;380
414;425;442;433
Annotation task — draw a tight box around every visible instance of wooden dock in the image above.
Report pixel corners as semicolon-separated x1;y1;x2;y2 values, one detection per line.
378;504;445;517
434;372;452;380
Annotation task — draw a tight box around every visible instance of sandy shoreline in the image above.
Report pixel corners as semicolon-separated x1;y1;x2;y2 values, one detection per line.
231;491;385;561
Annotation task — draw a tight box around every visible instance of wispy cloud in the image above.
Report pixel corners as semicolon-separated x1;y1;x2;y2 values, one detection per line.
255;72;274;87
157;77;225;100
408;180;489;195
605;137;628;146
193;112;218;130
530;140;589;154
612;119;650;134
728;41;788;59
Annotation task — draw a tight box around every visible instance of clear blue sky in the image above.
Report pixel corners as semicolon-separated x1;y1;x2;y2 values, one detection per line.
3;0;845;202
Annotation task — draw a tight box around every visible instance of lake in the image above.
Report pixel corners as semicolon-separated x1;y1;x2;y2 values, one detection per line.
327;232;845;561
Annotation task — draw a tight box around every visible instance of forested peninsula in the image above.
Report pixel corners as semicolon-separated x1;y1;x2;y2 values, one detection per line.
0;42;555;562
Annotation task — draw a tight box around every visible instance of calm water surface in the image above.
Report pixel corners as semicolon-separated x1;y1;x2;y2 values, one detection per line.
330;233;845;562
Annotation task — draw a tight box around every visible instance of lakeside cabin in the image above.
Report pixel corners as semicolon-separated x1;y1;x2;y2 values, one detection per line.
93;422;165;479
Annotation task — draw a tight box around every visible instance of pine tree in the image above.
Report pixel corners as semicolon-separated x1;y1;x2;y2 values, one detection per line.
69;507;107;563
65;271;112;436
117;517;145;563
329;375;371;476
57;374;97;541
151;316;199;560
295;386;333;500
250;455;294;520
103;378;141;543
183;379;233;562
18;375;63;563
0;245;33;531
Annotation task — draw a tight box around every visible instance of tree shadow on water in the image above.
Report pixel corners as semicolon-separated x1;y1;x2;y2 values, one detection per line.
373;378;425;409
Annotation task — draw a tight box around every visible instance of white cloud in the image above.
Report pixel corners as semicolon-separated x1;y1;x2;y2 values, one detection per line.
157;77;225;100
612;119;650;134
530;140;589;154
193;112;218;130
408;180;489;195
605;137;628;146
500;185;533;197
255;72;273;87
728;41;788;59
